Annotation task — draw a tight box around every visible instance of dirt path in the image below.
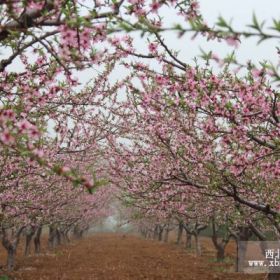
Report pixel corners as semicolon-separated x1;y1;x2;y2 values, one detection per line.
3;233;263;280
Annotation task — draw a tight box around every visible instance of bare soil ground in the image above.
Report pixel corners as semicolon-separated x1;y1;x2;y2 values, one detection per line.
0;233;264;280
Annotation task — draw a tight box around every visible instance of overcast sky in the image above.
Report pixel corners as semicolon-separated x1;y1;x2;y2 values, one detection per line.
97;1;279;89
200;0;279;25
5;1;280;81
154;0;280;67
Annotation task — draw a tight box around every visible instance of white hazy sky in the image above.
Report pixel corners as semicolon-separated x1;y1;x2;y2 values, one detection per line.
101;0;280;88
5;1;280;80
200;0;279;25
156;0;280;67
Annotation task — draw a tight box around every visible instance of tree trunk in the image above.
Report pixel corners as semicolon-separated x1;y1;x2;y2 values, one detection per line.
79;230;84;239
7;247;15;271
153;225;159;240
216;246;225;261
65;229;70;243
55;229;61;246
211;219;228;261
143;230;148;239
73;226;84;239
237;240;249;271
158;226;164;241
24;231;34;256
234;226;252;272
164;226;170;243
194;233;201;256
48;226;55;249
176;222;183;245
2;226;24;271
185;231;192;249
34;226;42;254
61;231;66;244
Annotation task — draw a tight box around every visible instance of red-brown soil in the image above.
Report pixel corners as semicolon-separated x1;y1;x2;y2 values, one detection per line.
0;233;264;280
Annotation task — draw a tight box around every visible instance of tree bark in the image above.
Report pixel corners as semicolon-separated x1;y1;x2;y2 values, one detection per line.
158;226;164;241
232;226;252;272
211;219;230;261
55;228;61;246
176;221;183;245
48;225;55;249
65;229;70;243
164;225;170;243
34;226;42;254
194;233;201;256
153;225;159;240
7;247;15;271
185;230;192;249
2;226;25;271
24;230;35;256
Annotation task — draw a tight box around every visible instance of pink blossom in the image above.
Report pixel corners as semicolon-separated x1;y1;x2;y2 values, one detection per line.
61;166;71;173
226;36;240;48
0;131;15;145
17;120;32;132
148;43;158;54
